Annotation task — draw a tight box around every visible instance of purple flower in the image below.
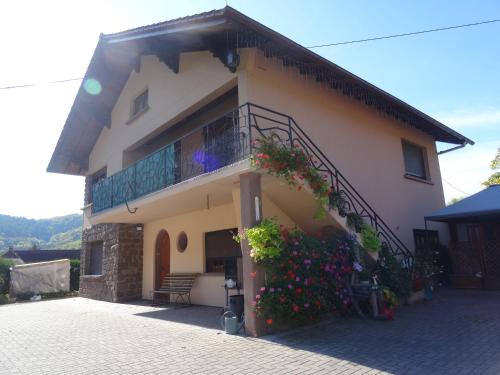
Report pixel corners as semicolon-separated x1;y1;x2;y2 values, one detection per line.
270;288;275;293
295;276;300;282
304;259;312;265
353;262;363;272
288;284;293;289
304;303;310;308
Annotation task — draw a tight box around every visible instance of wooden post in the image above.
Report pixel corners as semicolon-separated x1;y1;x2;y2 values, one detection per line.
239;172;266;337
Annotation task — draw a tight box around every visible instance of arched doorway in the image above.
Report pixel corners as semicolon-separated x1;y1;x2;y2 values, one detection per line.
155;230;170;289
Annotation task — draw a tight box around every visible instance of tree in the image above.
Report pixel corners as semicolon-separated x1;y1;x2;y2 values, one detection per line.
447;197;464;206
482;148;500;187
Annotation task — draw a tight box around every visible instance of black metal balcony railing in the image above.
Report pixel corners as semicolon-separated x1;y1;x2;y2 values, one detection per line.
91;102;414;269
92;111;250;213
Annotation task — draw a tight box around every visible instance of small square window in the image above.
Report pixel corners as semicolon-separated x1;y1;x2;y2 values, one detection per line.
402;140;428;180
131;90;148;118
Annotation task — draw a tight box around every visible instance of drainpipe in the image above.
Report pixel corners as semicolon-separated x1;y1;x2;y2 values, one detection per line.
437;142;467;156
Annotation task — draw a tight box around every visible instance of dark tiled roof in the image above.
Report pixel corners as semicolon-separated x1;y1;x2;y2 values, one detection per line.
2;250;81;263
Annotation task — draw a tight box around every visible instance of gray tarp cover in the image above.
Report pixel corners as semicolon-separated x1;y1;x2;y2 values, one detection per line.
425;185;500;221
10;259;70;296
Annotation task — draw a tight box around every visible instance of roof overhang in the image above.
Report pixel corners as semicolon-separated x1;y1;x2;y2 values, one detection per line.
48;6;474;176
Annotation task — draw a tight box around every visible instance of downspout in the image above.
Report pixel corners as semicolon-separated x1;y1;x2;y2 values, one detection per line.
437;142;467;155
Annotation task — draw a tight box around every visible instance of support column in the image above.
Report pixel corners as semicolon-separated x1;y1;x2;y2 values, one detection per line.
239;172;266;337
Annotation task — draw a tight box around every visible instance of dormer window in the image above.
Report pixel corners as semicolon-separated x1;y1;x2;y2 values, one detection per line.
130;89;149;120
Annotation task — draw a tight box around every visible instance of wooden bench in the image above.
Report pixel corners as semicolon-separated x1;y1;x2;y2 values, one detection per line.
152;273;199;306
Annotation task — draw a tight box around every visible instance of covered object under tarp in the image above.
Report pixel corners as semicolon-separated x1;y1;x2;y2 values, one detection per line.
425;185;500;290
10;259;70;296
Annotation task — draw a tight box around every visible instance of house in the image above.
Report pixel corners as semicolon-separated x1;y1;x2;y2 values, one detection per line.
1;249;81;264
425;185;500;290
48;7;472;336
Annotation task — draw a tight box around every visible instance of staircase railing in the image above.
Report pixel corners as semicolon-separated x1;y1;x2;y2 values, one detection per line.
91;101;413;269
241;102;414;270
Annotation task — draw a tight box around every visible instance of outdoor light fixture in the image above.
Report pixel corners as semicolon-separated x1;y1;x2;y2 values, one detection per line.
254;196;261;221
226;49;240;72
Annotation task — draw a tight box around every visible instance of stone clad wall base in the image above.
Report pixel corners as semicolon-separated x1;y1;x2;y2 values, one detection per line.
80;223;143;302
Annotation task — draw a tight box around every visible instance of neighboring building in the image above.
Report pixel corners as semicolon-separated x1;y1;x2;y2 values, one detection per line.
1;249;81;264
48;7;471;335
426;185;500;290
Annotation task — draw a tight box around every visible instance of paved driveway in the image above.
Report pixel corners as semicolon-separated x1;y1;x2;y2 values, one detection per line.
1;289;499;374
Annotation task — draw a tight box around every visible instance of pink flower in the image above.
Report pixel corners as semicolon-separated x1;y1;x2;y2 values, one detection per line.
260;287;266;292
295;276;300;282
256;294;261;300
288;284;293;289
270;288;275;293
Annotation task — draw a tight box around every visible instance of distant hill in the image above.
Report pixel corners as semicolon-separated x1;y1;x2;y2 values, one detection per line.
0;213;82;250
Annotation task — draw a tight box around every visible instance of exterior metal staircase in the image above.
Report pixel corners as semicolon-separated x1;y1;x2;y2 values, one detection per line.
242;103;414;269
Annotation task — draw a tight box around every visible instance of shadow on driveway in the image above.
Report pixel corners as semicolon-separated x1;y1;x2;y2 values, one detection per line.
131;302;223;331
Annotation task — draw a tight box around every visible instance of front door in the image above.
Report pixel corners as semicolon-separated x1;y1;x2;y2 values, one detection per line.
155;230;170;290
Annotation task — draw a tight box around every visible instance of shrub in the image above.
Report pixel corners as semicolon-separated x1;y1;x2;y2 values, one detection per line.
0;258;13;295
0;293;9;305
360;225;382;253
373;246;412;299
246;224;357;326
70;259;80;291
234;219;284;263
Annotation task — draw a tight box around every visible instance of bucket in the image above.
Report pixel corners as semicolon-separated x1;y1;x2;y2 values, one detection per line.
224;314;240;334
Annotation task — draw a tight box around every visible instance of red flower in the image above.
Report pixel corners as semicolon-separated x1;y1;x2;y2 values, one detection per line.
292;304;300;313
295;287;303;295
266;318;273;325
249;271;257;278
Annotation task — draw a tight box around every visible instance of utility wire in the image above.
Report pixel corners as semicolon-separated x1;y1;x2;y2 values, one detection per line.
0;77;82;90
1;18;499;89
442;178;471;196
307;18;500;48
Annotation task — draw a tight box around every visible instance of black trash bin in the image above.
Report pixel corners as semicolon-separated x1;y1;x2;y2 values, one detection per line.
229;294;244;321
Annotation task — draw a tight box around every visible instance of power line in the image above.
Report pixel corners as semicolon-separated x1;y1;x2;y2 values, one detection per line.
1;18;499;89
442;178;471;196
0;77;82;90
307;18;500;48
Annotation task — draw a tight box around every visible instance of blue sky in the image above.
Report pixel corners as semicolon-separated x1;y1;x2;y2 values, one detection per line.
0;0;498;218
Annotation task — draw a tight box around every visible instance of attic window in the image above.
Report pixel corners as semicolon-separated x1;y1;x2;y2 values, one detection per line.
130;89;149;120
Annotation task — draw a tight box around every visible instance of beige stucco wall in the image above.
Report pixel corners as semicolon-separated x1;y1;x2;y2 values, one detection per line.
239;50;448;247
88;46;449;253
88;51;238;176
142;186;298;306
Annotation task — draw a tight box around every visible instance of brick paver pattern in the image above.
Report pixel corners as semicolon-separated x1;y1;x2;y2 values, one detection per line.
1;289;499;374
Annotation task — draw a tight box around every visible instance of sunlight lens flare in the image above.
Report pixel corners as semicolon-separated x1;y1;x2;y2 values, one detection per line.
83;78;102;95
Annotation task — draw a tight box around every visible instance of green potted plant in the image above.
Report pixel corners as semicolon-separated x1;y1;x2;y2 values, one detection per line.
360;225;381;260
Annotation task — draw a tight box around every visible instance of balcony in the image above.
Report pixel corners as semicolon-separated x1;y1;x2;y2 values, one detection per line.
89;102;413;269
91;107;251;213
